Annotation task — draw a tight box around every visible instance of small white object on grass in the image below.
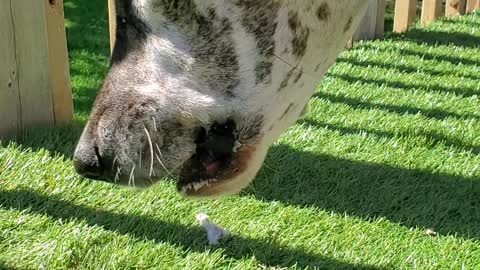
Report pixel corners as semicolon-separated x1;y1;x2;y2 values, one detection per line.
425;228;437;237
196;213;230;245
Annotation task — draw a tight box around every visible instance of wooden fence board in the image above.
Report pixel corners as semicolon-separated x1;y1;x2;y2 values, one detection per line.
11;0;54;129
394;0;418;33
0;0;21;138
446;0;467;16
466;0;480;12
376;0;387;38
353;0;379;40
109;0;116;54
421;0;444;25
46;0;73;124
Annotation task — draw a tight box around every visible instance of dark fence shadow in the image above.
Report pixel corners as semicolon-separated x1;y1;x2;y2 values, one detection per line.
313;92;480;122
0;189;384;270
1;121;86;160
331;73;479;98
0;262;22;270
389;28;480;49
336;57;480;81
245;144;480;241
300;118;479;155
356;43;480;67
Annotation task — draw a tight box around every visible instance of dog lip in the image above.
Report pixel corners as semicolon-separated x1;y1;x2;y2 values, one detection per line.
177;144;255;197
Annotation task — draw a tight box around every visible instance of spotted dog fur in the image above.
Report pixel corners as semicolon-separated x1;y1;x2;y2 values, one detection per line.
74;0;369;198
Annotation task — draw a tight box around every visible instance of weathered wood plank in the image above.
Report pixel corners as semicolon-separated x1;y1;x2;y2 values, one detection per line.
393;0;418;33
421;0;443;25
376;0;386;38
353;0;378;41
0;0;21;138
108;0;116;54
11;0;54;129
466;0;480;13
45;0;73;124
446;0;467;16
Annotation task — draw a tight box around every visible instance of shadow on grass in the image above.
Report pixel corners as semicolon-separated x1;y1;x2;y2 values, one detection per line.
336;57;480;81
314;92;480;122
247;144;480;240
1;121;86;160
0;189;383;270
299;118;480;155
357;43;480;67
389;28;480;49
0;262;21;270
331;73;479;98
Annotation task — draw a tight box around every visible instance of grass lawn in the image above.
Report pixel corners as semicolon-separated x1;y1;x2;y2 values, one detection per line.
1;1;480;269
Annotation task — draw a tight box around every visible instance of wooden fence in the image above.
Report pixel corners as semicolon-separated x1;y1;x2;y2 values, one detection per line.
352;0;480;43
0;0;73;138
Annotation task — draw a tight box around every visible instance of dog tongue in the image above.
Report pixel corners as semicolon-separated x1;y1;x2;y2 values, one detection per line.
203;160;221;177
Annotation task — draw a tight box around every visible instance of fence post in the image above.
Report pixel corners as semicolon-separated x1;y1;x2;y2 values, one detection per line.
0;0;21;137
394;0;418;33
108;0;116;54
446;0;467;16
421;0;444;25
0;0;72;138
376;0;386;38
466;0;480;12
353;0;378;40
46;0;73;124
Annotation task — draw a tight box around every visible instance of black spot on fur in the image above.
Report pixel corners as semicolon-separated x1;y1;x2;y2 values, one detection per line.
277;67;296;92
344;17;353;33
193;9;239;96
316;3;331;21
152;0;199;23
288;11;310;58
293;69;303;83
237;0;280;84
111;0;151;64
279;103;295;120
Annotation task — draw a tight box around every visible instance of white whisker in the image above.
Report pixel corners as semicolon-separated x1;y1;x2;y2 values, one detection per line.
155;143;174;178
155;153;174;178
151;116;158;132
138;147;142;168
143;125;155;178
112;155;118;170
114;166;121;184
128;165;136;187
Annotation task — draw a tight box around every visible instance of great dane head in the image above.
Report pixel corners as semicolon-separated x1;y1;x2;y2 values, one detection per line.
73;0;368;198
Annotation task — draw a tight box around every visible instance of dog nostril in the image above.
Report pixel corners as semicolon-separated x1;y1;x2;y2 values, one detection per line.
73;144;105;180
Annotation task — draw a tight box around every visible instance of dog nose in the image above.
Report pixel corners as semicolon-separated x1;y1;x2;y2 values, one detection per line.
73;141;104;180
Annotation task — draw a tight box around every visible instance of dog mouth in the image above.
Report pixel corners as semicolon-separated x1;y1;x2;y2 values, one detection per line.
177;119;250;197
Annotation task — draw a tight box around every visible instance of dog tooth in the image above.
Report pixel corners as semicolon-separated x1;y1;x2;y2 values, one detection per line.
232;140;242;152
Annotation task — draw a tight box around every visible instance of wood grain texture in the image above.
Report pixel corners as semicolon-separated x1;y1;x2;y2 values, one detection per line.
108;0;116;54
394;0;417;33
446;0;466;16
45;0;74;124
376;0;386;38
466;0;480;13
353;0;378;41
11;0;54;129
0;0;21;138
421;0;443;25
